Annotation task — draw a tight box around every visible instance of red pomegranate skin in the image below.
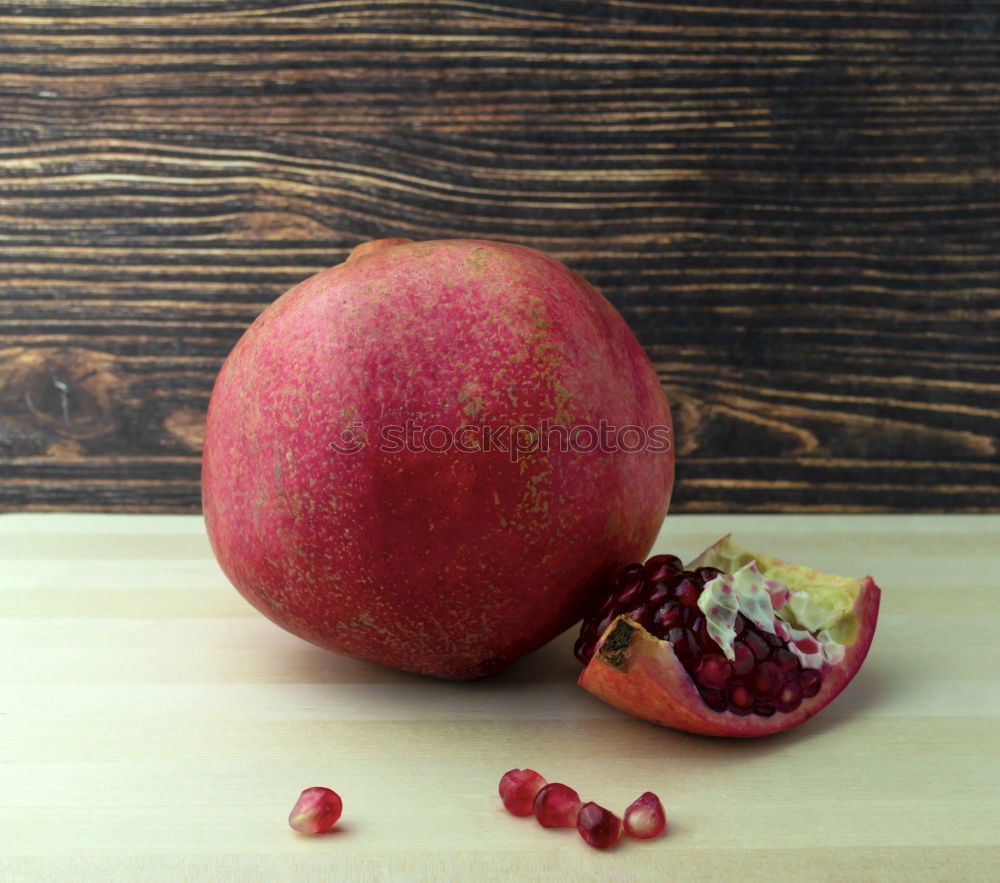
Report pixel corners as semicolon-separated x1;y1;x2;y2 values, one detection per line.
202;238;673;679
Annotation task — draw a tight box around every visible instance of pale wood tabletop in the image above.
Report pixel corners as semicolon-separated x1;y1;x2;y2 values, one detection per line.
1;513;997;881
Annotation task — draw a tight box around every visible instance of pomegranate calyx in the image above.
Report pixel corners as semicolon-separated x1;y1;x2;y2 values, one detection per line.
345;237;414;262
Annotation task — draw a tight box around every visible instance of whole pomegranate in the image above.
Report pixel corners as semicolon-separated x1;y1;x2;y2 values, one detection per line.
202;238;673;679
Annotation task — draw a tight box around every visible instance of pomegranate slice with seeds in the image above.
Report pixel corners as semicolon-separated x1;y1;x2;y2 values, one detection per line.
576;536;881;737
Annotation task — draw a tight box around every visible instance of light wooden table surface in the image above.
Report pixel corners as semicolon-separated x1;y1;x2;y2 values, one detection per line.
1;513;997;881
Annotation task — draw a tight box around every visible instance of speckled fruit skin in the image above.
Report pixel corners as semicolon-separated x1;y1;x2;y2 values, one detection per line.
202;238;673;679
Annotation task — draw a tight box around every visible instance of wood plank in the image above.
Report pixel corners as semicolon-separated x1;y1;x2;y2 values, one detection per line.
0;1;996;512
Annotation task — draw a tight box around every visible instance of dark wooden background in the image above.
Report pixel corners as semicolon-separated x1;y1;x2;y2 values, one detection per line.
0;1;997;513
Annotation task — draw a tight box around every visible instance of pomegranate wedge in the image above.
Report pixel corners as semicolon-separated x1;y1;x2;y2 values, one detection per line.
577;536;881;737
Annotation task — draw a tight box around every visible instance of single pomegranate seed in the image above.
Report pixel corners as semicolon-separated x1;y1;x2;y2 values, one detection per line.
701;687;727;712
499;768;547;816
744;630;770;661
534;783;582;828
728;685;753;715
776;679;803;713
674;577;700;607
573;635;595;665
667;626;696;659
618;563;645;583
577;801;622;849
695;566;722;582
645;553;682;572
621;604;651;629
595;594;617;619
732;641;754;675
288;787;342;834
652;601;684;633
593;611;616;638
646;582;671;607
799;668;822;697
764;630;784;648
755;700;776;717
663;570;687;590
733;613;748;635
773;648;798;673
695;655;732;689
623;791;666;840
752;661;783;697
691;615;714;649
614;579;643;607
644;564;672;582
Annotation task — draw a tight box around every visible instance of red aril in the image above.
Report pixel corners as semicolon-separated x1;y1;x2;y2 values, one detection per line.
499;769;547;816
577;802;622;849
576;536;881;737
623;792;666;840
534;783;583;828
288;787;342;834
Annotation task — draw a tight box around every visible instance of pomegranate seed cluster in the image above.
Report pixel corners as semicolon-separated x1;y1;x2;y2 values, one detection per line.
499;769;666;850
575;554;824;717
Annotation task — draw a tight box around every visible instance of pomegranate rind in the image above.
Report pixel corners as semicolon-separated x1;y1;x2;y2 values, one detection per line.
578;537;881;737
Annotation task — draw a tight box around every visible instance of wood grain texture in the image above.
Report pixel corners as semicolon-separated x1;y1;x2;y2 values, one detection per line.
0;0;997;512
1;512;998;880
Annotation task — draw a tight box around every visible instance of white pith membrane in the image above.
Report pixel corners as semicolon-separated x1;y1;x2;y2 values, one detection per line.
696;562;846;671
